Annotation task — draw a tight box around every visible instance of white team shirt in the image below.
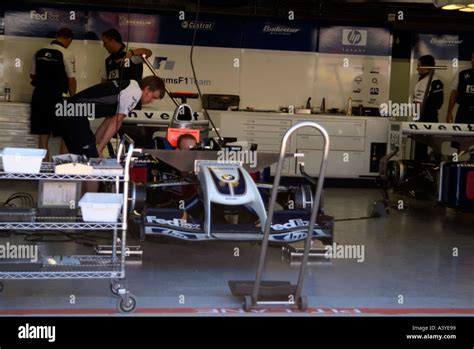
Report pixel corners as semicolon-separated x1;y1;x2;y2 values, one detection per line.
117;80;142;115
412;74;442;103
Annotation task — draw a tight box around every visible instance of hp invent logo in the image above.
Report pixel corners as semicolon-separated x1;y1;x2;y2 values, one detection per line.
347;30;362;45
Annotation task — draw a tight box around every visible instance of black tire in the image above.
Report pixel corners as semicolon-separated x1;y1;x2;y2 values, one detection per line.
243;295;253;312
372;200;390;218
298;296;308;311
118;294;137;313
110;282;120;296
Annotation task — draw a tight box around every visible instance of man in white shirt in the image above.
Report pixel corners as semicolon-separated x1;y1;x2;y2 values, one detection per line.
412;55;444;122
59;76;165;157
412;55;444;161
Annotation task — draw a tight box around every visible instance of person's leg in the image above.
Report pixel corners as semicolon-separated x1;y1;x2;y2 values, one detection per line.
83;130;100;192
59;139;68;154
414;142;429;162
62;119;100;192
38;134;50;160
31;89;51;160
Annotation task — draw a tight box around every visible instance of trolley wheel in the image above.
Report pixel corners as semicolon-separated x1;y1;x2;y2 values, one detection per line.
110;282;120;296
242;295;253;312
118;294;137;313
297;296;308;311
372;200;390;218
0;282;4;293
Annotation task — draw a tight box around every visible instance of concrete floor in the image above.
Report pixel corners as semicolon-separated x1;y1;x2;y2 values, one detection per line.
0;188;473;315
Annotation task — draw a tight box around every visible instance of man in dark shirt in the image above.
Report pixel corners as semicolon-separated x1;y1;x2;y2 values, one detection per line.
447;49;474;124
30;27;77;159
101;28;152;83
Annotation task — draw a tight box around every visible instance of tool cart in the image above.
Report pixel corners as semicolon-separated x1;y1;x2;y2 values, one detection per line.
0;144;138;313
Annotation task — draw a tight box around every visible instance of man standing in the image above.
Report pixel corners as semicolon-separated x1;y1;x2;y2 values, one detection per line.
446;49;474;124
30;27;77;159
412;55;444;162
59;76;165;158
101;28;152;83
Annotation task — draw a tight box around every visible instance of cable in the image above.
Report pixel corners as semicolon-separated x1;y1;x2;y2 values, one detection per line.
189;0;224;145
1;192;35;208
24;232;74;243
334;216;376;222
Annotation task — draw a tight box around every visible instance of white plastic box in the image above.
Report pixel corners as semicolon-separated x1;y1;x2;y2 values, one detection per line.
79;193;124;223
0;147;46;174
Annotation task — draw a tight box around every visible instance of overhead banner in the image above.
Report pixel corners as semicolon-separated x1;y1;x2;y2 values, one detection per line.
242;19;317;52
5;8;85;39
157;15;243;48
0;11;4;35
319;26;391;56
85;11;159;43
413;34;462;61
315;26;392;112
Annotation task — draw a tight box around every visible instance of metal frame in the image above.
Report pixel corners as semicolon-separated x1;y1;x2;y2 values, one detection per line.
250;121;330;310
0;143;139;313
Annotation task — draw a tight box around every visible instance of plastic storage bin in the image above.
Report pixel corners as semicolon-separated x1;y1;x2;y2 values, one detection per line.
78;193;124;222
0;147;46;173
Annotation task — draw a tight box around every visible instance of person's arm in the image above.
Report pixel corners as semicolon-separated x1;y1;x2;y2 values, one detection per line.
64;51;76;96
95;117;111;146
446;74;459;123
30;54;37;86
68;77;77;96
96;113;126;155
126;48;152;59
101;64;108;83
446;90;457;123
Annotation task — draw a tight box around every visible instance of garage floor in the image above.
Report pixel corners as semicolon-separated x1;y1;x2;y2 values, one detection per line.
0;188;473;316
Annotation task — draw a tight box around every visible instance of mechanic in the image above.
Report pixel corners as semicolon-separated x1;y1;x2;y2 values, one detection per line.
30;27;77;159
59;75;165;158
446;49;474;124
412;55;444;162
101;28;152;83
176;134;198;150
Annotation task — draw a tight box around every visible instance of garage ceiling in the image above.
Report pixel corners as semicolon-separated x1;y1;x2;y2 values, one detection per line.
2;0;474;31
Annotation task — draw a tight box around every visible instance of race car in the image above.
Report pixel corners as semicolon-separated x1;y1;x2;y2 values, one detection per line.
128;149;334;245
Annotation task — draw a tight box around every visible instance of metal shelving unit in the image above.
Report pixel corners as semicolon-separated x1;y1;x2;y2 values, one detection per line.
0;144;139;313
0;222;123;230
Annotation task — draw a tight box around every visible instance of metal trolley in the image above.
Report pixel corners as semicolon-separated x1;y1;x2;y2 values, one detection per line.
230;121;330;311
0;144;138;313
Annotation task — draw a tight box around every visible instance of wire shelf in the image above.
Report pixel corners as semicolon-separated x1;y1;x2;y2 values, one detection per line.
0;255;123;279
0;162;124;181
0;222;123;230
